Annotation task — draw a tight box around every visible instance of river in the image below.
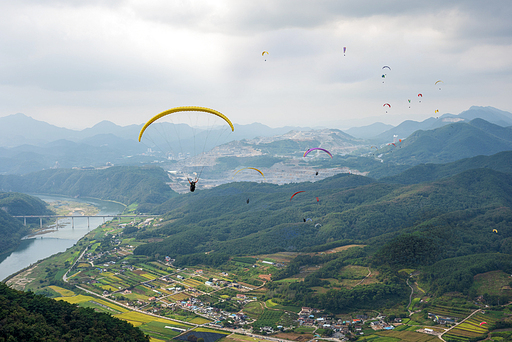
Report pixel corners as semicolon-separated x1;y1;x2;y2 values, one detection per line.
0;194;125;281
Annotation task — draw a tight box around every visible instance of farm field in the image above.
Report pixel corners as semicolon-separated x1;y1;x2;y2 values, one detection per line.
472;270;512;297
55;294;129;314
376;330;439;342
444;312;498;341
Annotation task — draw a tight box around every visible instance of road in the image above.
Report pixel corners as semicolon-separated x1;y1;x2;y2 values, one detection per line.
438;309;481;342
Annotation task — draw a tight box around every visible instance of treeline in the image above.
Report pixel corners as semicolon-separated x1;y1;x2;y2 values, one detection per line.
0;166;177;211
0;283;149;341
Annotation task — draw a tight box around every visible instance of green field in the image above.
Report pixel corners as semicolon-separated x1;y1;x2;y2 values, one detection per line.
252;309;284;329
244;301;265;319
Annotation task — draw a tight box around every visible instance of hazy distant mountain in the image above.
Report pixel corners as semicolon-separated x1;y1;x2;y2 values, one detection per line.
455;106;512;126
0;113;313;148
379;118;512;165
372;106;512;144
343;122;394;139
0;113;77;147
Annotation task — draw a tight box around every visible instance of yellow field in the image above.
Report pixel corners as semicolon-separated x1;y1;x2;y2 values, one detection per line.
56;294;94;304
171;293;190;301
141;273;158;280
102;272;123;282
265;299;278;307
78;262;91;268
193;327;230;334
189;317;212;324
101;284;119;292
49;286;75;297
115;311;191;328
56;295;129;313
184;279;204;287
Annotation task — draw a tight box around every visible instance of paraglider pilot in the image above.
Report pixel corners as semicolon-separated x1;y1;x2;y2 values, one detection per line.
188;178;198;192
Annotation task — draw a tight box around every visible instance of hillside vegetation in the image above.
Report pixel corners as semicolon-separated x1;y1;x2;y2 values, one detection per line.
0;283;149;341
0;166;178;212
122;147;512;314
0;192;54;254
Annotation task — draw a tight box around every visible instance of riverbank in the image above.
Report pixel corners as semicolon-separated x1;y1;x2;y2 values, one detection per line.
0;194;125;282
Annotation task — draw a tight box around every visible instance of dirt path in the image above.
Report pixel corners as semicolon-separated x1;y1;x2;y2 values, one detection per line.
354;267;372;286
407;278;414;315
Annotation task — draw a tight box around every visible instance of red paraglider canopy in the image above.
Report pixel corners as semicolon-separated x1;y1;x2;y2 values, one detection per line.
290;191;305;200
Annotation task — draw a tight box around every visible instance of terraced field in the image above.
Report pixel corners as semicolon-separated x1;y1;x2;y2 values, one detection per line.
444;312;497;341
428;305;473;319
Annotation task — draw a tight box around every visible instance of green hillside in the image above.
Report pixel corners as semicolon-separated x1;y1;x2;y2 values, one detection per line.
133;167;512;269
0;192;54;216
381;150;512;184
0;192;54;254
0;166;177;212
0;283;149;341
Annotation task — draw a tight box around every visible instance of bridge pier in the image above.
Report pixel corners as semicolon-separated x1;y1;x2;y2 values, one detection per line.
40;217;42;229
72;217;74;228
23;217;26;226
87;217;90;228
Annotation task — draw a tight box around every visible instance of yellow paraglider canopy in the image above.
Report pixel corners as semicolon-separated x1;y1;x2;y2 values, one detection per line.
262;51;269;56
493;229;498;233
139;106;234;142
233;167;265;179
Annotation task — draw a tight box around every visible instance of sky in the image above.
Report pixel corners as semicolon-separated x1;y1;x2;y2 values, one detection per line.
1;0;511;130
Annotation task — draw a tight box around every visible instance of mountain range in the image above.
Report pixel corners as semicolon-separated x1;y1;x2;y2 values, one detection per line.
0;106;510;175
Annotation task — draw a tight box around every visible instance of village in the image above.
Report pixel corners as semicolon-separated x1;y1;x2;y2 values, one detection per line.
37;214;498;342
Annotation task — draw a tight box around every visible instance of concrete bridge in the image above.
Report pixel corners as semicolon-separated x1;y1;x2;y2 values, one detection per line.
13;214;154;228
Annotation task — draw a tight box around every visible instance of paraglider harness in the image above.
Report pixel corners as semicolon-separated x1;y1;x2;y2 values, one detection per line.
188;178;198;192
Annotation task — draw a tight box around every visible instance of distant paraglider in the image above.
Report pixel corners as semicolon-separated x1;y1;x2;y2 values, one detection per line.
383;103;391;113
304;148;333;158
233;167;265;179
493;229;498;233
262;51;269;61
290;191;305;201
418;93;423;102
343;47;346;56
435;80;443;90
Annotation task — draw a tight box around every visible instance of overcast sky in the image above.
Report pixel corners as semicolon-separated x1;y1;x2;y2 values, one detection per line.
1;0;511;130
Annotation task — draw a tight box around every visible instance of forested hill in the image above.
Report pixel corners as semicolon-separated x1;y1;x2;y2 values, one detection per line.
0;192;53;216
133;166;512;268
0;283;149;341
379;118;512;165
381;150;512;184
0;166;178;211
0;192;54;255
